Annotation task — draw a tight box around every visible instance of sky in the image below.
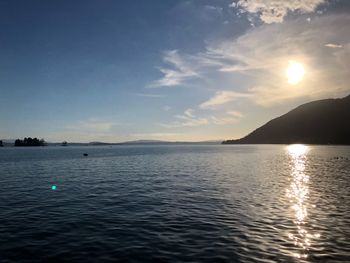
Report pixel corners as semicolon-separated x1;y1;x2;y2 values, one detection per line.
1;0;350;142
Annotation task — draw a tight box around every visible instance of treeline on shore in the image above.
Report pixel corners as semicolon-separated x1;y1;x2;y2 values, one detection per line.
0;138;69;147
14;137;47;147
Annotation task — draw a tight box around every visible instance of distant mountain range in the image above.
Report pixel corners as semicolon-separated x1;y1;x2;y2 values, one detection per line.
90;140;222;145
223;94;350;145
0;139;222;147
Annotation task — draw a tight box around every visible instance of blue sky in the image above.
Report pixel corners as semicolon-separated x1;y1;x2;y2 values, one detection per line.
1;0;350;142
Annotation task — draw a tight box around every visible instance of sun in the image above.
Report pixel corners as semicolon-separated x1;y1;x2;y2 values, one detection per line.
286;61;305;85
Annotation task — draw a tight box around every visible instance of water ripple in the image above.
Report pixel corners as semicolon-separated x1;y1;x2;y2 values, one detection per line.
0;145;349;262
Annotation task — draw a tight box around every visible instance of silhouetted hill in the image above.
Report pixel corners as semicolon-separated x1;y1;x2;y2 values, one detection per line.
223;94;350;145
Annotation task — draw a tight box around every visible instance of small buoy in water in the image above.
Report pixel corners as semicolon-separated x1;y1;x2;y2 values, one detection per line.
83;153;88;156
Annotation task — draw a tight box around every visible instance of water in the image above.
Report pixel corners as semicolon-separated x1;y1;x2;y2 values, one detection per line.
0;145;349;262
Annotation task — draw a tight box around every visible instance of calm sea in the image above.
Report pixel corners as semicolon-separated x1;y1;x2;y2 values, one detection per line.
0;145;349;262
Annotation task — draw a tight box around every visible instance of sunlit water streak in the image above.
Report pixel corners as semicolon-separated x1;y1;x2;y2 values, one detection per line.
286;144;322;260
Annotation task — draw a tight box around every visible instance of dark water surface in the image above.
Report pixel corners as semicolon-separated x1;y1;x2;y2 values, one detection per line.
0;145;349;262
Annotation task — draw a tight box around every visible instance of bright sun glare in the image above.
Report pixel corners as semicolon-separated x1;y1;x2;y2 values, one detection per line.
286;61;305;85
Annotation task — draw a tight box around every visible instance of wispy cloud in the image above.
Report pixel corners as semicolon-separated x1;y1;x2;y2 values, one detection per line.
325;43;343;48
149;50;200;88
232;0;326;24
184;108;195;117
200;91;251;109
210;14;350;105
151;14;350;107
162;108;245;128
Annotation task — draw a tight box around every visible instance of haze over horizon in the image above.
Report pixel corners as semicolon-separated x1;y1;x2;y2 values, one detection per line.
1;0;350;143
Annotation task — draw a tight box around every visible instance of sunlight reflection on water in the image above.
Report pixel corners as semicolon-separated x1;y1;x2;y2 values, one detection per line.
286;144;320;259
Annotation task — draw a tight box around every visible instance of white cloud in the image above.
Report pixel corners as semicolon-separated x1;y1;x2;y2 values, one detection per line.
229;2;237;8
234;0;326;24
161;14;350;106
211;14;350;105
200;91;251;109
149;50;199;87
184;108;194;117
150;14;350;111
325;43;343;48
162;108;245;127
149;48;229;88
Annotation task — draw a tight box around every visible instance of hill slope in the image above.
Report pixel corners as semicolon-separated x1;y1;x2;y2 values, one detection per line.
223;94;350;145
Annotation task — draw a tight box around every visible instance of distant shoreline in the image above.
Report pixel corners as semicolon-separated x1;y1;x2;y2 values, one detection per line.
1;142;350;147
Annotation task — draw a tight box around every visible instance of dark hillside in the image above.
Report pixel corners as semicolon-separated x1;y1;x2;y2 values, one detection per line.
223;95;350;145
